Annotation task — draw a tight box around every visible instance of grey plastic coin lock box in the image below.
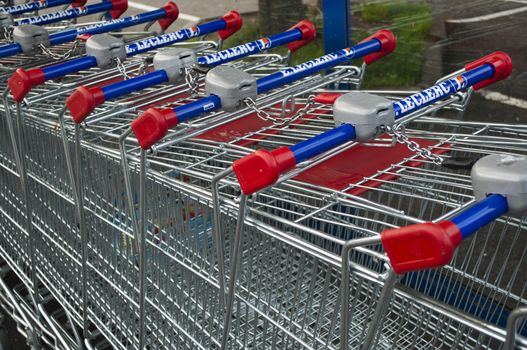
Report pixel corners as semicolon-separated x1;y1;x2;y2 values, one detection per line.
153;48;197;83
205;65;257;112
85;34;126;69
471;154;527;217
333;91;395;142
0;13;14;28
12;24;50;54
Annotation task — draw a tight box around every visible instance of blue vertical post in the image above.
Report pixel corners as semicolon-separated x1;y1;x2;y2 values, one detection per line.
323;0;352;53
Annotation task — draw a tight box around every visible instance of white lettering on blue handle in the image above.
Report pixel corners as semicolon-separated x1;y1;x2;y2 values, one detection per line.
126;26;201;54
18;7;89;25
77;15;140;34
0;1;48;13
394;75;467;116
280;48;354;77
201;37;272;65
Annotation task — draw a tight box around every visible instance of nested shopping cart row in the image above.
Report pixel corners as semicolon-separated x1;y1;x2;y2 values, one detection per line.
0;7;525;350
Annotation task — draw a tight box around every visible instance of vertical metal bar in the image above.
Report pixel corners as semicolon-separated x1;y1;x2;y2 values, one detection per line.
138;149;147;350
323;0;352;54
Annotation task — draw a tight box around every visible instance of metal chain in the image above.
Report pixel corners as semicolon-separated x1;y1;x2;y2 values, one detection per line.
3;27;12;42
184;66;200;95
385;124;444;165
115;57;132;80
39;39;80;60
244;95;316;126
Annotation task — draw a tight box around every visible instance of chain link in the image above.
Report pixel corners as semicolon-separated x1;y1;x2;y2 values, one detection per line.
2;27;12;42
184;66;200;95
385;124;444;165
115;57;133;80
39;39;80;60
244;95;316;126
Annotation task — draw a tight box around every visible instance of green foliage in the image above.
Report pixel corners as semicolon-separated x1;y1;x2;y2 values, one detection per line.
355;1;432;88
361;3;390;23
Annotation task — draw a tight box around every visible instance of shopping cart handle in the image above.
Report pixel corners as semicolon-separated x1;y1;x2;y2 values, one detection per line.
464;51;512;90
359;29;396;65
8;56;98;103
381;194;508;274
233;124;356;194
68;70;169;123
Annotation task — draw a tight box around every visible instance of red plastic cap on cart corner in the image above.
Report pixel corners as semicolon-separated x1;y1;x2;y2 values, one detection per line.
359;29;396;65
131;108;178;149
157;1;179;31
71;0;88;8
67;86;106;124
107;0;128;19
218;11;242;40
8;68;46;103
232;147;296;195
465;51;513;90
381;221;462;274
287;20;316;53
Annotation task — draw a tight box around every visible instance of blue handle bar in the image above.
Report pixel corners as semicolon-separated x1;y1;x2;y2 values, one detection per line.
394;64;495;118
0;7;169;58
0;0;75;16
92;27;303;104
103;70;168;99
288;64;495;163
196;28;302;66
450;194;508;239
257;40;381;93
43;56;97;80
1;0;73;16
125;18;226;56
15;2;112;27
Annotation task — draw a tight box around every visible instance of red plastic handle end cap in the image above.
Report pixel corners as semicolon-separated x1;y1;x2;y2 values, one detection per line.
380;221;462;274
359;29;396;65
314;93;341;105
465;51;513;90
287;20;316;53
67;86;105;124
218;11;242;40
71;0;88;7
8;68;45;103
108;0;128;19
233;147;296;195
158;1;179;30
131;108;177;150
